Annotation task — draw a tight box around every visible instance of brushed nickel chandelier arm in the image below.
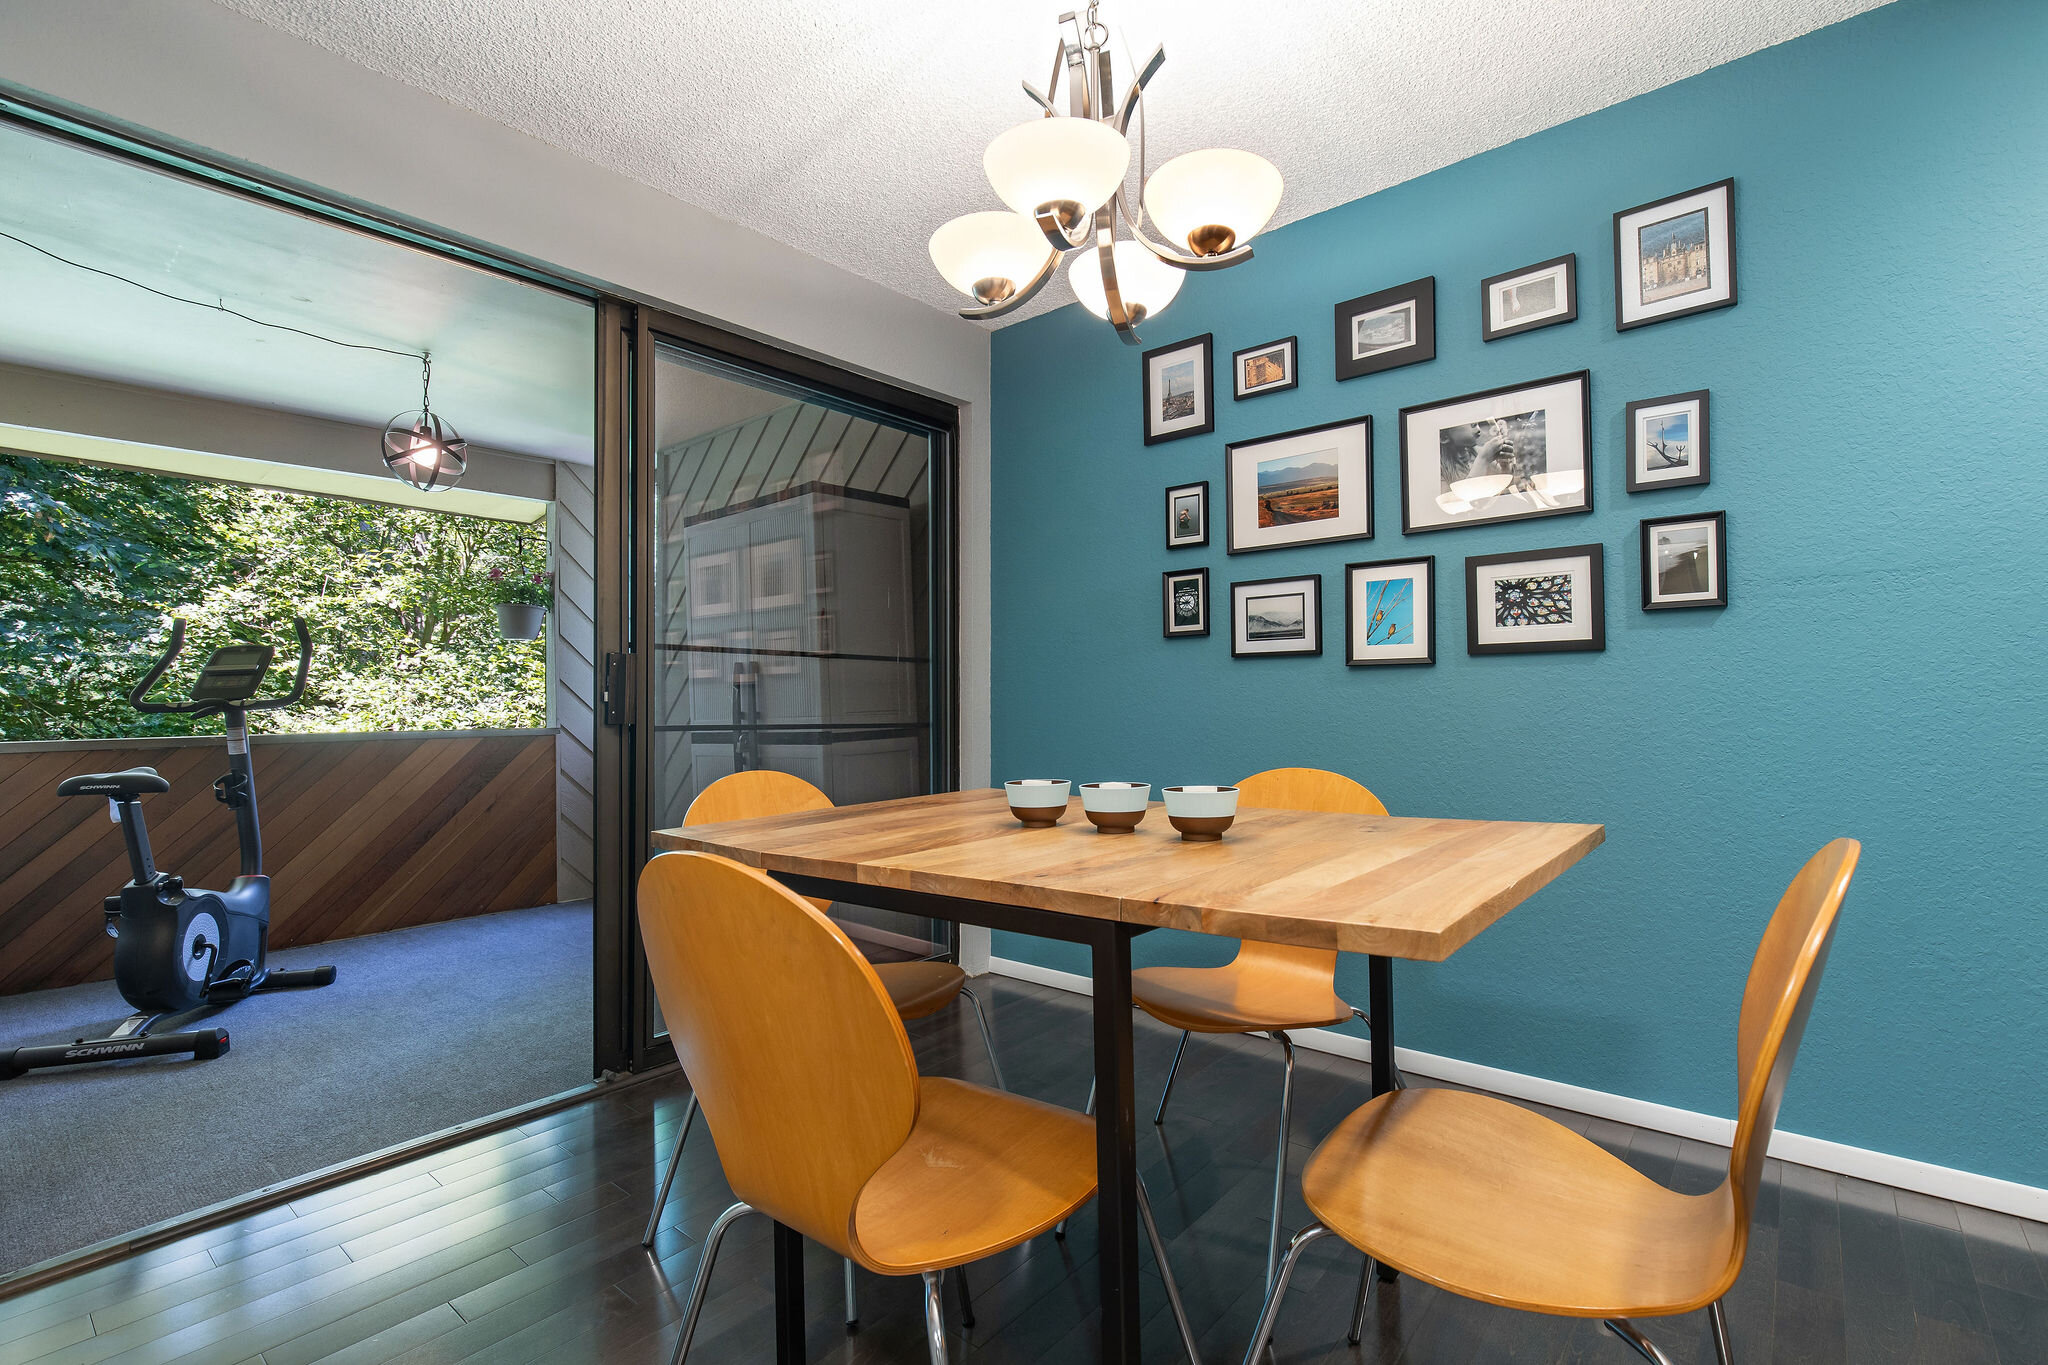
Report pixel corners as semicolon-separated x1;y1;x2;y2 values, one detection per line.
958;245;1062;320
1093;205;1145;344
1129;219;1255;270
1113;45;1166;135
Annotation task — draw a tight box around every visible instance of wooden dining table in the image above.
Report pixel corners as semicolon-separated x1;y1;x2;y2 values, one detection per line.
653;786;1603;1364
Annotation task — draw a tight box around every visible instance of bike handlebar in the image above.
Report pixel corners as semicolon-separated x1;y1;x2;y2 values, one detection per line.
129;616;313;715
246;618;312;712
128;619;190;713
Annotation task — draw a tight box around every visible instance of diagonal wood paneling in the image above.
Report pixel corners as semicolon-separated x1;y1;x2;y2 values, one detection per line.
0;731;557;996
552;460;597;902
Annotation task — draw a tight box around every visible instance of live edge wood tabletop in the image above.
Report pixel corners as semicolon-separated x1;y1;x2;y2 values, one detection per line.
651;786;1605;963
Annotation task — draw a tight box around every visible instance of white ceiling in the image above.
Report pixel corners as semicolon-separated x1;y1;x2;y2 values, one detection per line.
0;120;596;461
216;0;1892;326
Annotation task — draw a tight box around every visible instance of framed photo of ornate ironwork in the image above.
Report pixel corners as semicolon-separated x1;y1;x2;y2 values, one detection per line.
1233;336;1297;399
1400;371;1591;534
1225;416;1372;554
1465;544;1605;655
1333;277;1435;381
1345;556;1435;667
1165;481;1208;549
1141;333;1214;445
1231;573;1321;657
1614;179;1736;331
1625;390;1710;491
1163;567;1210;637
1641;511;1727;610
1481;254;1577;341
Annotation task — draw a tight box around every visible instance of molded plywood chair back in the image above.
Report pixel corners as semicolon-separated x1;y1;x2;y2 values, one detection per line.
685;770;835;909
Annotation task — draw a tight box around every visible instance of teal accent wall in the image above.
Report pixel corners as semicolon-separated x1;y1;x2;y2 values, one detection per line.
988;0;2047;1184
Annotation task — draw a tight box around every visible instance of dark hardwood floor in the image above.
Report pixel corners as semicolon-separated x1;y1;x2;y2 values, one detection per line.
1;976;2041;1365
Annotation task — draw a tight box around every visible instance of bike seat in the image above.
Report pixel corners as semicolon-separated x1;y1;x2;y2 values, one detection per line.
57;767;171;799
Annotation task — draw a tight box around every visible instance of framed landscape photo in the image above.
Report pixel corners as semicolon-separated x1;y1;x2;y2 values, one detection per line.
1466;544;1605;655
1165;480;1209;549
1481;254;1577;341
1345;556;1435;667
1333;277;1435;381
1233;336;1297;399
1231;573;1321;657
1141;333;1214;445
1641;511;1727;610
1614;179;1736;331
1225;416;1372;554
1625;390;1710;491
1162;567;1210;637
1400;371;1591;534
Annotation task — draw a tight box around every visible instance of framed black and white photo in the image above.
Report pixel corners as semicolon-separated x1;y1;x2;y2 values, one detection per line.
1345;556;1435;667
1400;371;1591;534
1225;417;1372;554
1233;336;1297;399
690;550;737;618
1141;333;1214;445
749;537;803;609
1625;390;1711;491
1481;254;1577;341
1641;511;1727;610
1231;574;1321;657
1165;480;1209;549
1614;179;1736;331
1333;277;1435;381
1466;544;1605;655
1162;568;1210;637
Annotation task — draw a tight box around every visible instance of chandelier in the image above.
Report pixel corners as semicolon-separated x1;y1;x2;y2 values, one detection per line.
381;353;470;493
927;4;1282;343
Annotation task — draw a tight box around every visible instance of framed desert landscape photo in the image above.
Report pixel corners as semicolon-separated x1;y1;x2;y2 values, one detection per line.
1333;277;1435;381
1225;417;1372;554
1641;511;1727;610
1345;555;1435;667
1400;371;1591;534
1231;573;1321;657
1481;254;1577;341
1625;389;1711;491
1162;567;1210;637
1466;543;1605;655
1233;336;1297;399
1614;179;1736;330
1165;480;1208;549
1141;333;1214;445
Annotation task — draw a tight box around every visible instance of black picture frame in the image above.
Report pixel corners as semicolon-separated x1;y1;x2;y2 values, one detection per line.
1613;179;1737;331
1640;511;1728;610
1465;543;1606;655
1333;277;1435;381
1165;480;1209;549
1624;390;1711;491
1398;371;1593;534
1481;254;1578;341
1232;336;1298;399
1162;567;1210;637
1224;416;1373;555
1230;573;1322;658
1141;333;1215;445
1344;555;1436;667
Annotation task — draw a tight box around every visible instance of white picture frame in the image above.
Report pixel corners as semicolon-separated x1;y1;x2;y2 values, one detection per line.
1614;179;1736;330
1231;573;1322;658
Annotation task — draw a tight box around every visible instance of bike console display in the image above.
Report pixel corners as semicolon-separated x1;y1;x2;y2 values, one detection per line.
191;645;274;705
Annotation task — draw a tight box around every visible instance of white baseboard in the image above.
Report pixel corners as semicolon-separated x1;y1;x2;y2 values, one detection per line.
986;956;2048;1224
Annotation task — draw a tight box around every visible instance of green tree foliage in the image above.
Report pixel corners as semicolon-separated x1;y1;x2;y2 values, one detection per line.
0;454;546;740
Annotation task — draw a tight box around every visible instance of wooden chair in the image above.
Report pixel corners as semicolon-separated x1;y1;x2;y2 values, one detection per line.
640;770;1006;1333
1240;839;1862;1365
638;850;1201;1365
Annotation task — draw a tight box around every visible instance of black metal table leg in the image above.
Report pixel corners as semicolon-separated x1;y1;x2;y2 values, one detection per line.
1091;923;1141;1365
1368;953;1401;1283
773;1221;805;1364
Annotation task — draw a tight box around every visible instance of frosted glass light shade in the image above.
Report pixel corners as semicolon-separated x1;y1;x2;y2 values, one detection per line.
1143;148;1283;255
1068;240;1185;324
929;212;1055;304
984;118;1130;226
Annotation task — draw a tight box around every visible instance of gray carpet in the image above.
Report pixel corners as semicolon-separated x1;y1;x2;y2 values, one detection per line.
0;902;593;1278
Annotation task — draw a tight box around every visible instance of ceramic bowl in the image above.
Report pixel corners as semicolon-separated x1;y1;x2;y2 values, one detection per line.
1164;785;1239;841
1004;779;1072;828
1079;781;1150;833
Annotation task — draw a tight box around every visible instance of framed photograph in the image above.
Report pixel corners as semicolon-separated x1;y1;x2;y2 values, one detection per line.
1225;417;1372;554
761;627;802;674
1625;390;1710;491
811;551;834;596
1481;254;1577;341
812;611;835;655
1641;511;1727;610
1162;568;1210;637
1333;277;1436;381
1345;556;1435;667
1466;544;1605;655
1231;574;1322;657
1141;333;1214;445
1233;336;1297;399
1400;371;1591;534
689;550;737;618
1165;480;1209;549
749;537;803;609
1614;179;1736;331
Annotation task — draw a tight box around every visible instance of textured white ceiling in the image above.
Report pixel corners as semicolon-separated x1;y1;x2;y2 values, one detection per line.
215;0;1892;326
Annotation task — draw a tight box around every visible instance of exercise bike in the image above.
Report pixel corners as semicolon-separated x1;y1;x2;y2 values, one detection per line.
1;618;337;1079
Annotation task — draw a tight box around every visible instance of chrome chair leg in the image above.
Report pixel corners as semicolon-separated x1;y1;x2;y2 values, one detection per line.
922;1268;949;1365
668;1199;754;1365
1603;1319;1679;1365
1345;1252;1378;1344
1154;1029;1191;1125
1240;1222;1333;1365
1350;1007;1407;1089
843;1258;858;1332
642;1093;699;1248
958;984;1007;1091
1137;1173;1203;1364
1709;1300;1735;1365
1054;1079;1098;1241
1265;1030;1296;1295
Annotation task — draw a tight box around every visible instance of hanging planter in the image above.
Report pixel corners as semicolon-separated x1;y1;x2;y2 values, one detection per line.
496;602;546;640
488;568;553;641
